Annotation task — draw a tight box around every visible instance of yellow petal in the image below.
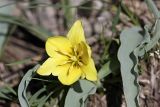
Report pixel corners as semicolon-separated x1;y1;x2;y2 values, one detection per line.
58;66;82;85
37;58;56;75
67;20;86;45
81;72;85;79
52;63;71;76
37;53;69;76
86;44;91;57
81;58;97;81
78;42;89;65
46;36;72;57
51;54;69;76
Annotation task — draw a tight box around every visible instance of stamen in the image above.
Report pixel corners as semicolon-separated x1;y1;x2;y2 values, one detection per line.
78;61;83;66
73;45;78;56
67;62;74;76
57;60;72;66
77;51;83;58
70;56;77;62
55;50;71;57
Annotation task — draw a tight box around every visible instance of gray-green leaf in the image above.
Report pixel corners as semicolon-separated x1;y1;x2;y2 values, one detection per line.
64;79;97;107
118;27;144;107
18;65;40;107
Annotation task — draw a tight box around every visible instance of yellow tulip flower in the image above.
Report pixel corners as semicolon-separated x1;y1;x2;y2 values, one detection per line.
37;20;97;85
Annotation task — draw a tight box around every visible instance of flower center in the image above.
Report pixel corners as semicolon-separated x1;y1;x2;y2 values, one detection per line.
70;56;78;62
56;42;87;67
69;44;84;67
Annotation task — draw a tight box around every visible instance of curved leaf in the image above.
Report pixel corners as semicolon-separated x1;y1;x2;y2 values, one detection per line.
64;79;97;107
98;61;112;80
29;87;46;105
18;65;40;107
37;91;53;107
98;59;119;80
145;19;160;52
117;1;160;105
118;27;144;107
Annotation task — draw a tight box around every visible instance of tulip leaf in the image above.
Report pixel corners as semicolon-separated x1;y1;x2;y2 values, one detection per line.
37;91;54;107
143;0;160;53
18;65;40;107
118;27;144;107
64;79;97;107
28;87;46;106
98;61;112;80
98;58;119;80
144;19;160;52
117;1;160;105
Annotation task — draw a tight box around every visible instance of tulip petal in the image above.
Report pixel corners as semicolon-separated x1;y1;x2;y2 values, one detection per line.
37;54;69;76
37;58;56;75
86;44;91;57
81;58;97;81
67;20;86;45
46;36;72;57
78;42;89;65
52;63;71;76
58;66;82;85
